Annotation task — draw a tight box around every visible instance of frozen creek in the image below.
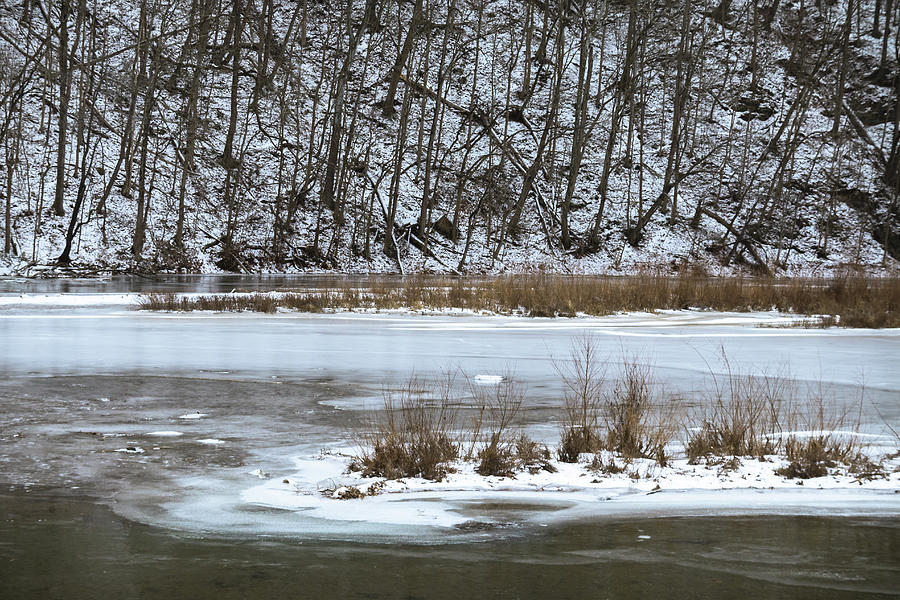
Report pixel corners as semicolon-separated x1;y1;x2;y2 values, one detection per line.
1;278;898;598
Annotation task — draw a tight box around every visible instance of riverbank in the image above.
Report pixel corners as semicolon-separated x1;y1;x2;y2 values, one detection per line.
133;274;900;328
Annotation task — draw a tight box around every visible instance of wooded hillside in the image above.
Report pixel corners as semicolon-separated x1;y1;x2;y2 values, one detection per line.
0;0;898;275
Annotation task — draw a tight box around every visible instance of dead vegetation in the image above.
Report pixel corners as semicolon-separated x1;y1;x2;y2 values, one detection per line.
556;336;605;462
604;360;678;466
775;388;877;480
351;375;460;481
555;338;678;464
683;359;887;480
136;274;900;327
685;366;785;463
346;341;887;484
469;375;525;477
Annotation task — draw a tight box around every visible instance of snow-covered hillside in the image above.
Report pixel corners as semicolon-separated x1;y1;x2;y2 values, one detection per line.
0;0;897;276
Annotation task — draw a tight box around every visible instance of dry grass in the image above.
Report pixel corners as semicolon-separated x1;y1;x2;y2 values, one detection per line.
352;375;460;481
604;360;679;465
346;352;877;482
685;371;784;463
777;437;849;478
469;375;525;477
350;372;555;481
555;336;605;462
775;387;874;479
514;435;556;474
555;339;679;464
686;365;877;479
136;273;900;327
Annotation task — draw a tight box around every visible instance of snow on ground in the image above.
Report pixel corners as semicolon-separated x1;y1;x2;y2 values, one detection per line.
1;1;896;279
238;444;900;531
0;293;138;307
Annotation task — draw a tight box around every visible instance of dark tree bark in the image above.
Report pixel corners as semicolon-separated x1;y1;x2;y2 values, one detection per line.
52;0;72;216
382;0;423;117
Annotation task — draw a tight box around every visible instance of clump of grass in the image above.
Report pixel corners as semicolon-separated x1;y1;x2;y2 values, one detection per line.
467;376;556;476
588;453;625;475
776;437;846;479
515;435;556;474
333;485;366;500
555;336;605;462
555;339;678;466
137;293;182;310
686;364;785;463
846;454;887;480
775;387;868;479
558;428;600;463
470;376;525;477
353;376;460;481
604;359;677;465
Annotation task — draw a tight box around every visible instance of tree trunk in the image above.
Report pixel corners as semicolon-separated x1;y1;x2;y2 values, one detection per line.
382;0;423;117
561;27;592;250
175;0;213;248
222;0;243;243
832;0;853;137
590;0;640;244
321;0;369;226
507;11;564;238
52;0;72;216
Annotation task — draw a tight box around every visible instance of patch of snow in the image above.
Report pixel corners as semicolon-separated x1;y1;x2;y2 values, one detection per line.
178;412;208;420
238;447;900;531
197;438;225;445
0;294;137;307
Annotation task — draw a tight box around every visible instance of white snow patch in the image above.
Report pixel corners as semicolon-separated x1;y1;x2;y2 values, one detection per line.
146;431;184;437
237;447;900;531
0;293;137;307
178;412;208;420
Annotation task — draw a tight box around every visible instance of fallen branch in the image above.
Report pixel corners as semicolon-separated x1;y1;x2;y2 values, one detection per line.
700;208;771;275
365;172;404;275
399;71;561;241
842;98;887;168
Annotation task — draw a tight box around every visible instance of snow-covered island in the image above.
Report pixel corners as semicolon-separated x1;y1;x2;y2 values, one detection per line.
243;445;900;530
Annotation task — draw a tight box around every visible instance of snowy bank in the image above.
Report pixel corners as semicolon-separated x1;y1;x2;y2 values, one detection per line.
240;445;900;532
